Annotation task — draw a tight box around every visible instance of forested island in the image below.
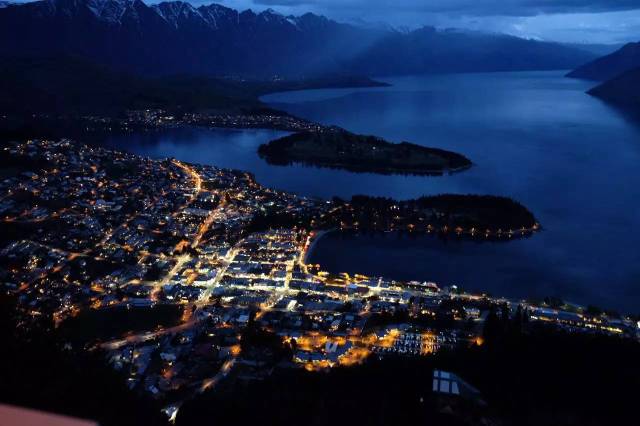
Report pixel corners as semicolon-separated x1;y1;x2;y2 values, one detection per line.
258;128;472;175
331;194;539;236
248;193;539;238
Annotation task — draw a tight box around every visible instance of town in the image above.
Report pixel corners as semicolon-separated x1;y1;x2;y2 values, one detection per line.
78;108;325;134
1;139;637;420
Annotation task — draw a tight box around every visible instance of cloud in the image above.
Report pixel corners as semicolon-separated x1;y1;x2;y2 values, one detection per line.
249;0;640;17
219;0;640;43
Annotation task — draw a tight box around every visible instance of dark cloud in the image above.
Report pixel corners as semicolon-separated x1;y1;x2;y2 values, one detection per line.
250;0;640;17
219;0;640;43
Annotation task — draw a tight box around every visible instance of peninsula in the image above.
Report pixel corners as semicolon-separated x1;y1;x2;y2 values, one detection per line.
258;128;472;175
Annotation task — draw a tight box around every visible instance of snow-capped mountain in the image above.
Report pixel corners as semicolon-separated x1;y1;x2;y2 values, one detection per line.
0;0;595;78
86;0;137;24
20;0;323;31
0;0;368;76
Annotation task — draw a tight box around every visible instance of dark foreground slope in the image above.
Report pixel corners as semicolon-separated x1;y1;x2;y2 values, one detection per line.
176;324;640;426
567;41;640;81
0;294;167;426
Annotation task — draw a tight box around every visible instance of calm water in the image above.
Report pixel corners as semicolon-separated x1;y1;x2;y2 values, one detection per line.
106;71;640;312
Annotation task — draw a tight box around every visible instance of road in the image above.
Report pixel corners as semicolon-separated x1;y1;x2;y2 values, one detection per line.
99;319;198;351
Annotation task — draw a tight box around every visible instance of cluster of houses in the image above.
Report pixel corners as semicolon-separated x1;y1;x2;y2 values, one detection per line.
1;139;638;414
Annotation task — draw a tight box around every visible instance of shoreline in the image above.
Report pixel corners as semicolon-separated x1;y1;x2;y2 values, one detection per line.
261;157;474;176
302;222;540;266
303;228;335;264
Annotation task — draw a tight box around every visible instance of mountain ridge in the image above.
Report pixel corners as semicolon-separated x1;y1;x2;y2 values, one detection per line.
567;41;640;81
0;0;596;78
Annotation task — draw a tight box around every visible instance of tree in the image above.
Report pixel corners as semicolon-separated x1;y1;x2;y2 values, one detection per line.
512;304;526;335
482;305;501;344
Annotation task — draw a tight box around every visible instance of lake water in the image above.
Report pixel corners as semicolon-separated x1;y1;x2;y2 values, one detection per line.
106;71;640;312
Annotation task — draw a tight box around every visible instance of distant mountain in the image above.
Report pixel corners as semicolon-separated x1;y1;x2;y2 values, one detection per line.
0;0;595;78
587;67;640;109
562;42;623;57
345;27;595;75
343;17;407;33
567;42;640;81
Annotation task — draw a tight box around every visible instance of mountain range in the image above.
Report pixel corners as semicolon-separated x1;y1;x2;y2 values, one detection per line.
0;0;596;78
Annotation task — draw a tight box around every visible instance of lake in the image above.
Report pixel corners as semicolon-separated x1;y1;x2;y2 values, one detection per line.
105;71;640;313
